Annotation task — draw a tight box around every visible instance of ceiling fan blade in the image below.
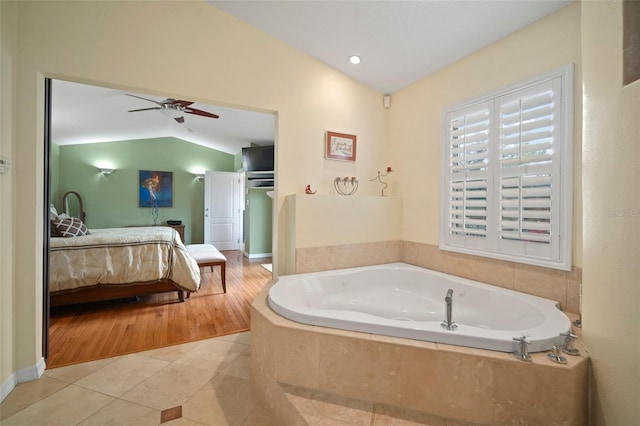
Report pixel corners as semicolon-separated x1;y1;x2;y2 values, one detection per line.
173;100;194;108
125;93;164;106
128;107;161;113
184;107;220;119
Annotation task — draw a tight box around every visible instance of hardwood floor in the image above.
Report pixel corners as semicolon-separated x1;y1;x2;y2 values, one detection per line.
47;251;272;368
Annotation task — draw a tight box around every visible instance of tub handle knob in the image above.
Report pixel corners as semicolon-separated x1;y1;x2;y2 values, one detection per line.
547;345;568;364
512;335;532;362
560;332;580;356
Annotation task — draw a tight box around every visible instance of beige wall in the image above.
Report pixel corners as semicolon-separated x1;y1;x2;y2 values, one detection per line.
290;195;403;248
581;1;640;423
389;3;583;268
5;0;388;383
0;0;17;391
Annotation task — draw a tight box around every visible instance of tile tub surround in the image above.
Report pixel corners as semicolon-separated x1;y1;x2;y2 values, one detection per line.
296;240;582;314
251;285;589;425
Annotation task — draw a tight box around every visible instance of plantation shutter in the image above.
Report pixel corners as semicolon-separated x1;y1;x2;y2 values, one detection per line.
496;79;561;260
440;65;572;270
443;102;491;249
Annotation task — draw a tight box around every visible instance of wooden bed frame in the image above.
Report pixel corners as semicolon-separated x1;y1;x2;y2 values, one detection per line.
50;279;190;307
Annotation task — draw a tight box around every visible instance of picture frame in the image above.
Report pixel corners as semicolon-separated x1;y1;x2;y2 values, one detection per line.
139;170;173;208
325;131;357;162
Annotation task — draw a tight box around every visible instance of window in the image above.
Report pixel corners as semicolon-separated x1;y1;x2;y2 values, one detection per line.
440;65;573;270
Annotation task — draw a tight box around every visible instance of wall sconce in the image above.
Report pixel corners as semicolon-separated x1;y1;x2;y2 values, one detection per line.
192;168;206;180
99;167;114;175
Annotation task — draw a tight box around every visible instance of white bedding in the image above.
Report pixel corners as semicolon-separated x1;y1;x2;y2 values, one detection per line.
50;226;201;293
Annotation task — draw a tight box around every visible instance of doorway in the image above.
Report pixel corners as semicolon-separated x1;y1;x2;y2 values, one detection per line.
44;77;277;362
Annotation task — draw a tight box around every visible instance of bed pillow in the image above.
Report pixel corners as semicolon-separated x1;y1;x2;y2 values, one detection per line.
53;217;90;237
50;204;59;219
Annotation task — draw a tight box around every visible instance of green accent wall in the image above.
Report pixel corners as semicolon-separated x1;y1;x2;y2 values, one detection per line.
50;142;60;210
234;151;243;172
246;188;273;255
54;137;235;244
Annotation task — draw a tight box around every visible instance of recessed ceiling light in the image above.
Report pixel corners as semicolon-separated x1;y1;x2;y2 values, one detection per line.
349;55;361;65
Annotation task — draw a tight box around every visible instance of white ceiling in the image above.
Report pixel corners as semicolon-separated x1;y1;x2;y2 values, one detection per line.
51;80;276;155
52;0;573;154
209;0;573;94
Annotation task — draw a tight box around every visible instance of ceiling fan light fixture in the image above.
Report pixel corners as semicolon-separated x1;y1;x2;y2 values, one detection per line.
160;107;184;120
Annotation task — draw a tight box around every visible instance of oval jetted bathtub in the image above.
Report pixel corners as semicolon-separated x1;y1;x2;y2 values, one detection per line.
268;262;571;353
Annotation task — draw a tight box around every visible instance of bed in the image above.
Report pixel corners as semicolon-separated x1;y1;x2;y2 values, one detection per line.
49;226;201;307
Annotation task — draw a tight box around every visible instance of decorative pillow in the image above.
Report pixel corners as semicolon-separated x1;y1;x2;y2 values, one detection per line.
50;219;63;237
53;217;90;237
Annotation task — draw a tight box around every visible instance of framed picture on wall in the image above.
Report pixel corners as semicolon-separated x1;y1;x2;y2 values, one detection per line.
325;131;357;162
139;170;173;208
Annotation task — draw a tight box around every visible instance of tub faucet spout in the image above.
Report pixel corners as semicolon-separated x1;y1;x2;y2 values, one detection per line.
441;289;457;331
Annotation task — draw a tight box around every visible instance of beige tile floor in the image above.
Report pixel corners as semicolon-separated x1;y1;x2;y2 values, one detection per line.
0;332;278;426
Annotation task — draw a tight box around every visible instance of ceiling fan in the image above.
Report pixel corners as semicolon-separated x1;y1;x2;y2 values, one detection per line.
126;94;219;123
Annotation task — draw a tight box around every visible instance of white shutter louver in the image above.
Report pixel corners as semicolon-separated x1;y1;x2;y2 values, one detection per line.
446;105;490;241
499;174;552;244
449;109;490;174
499;83;555;169
450;179;488;238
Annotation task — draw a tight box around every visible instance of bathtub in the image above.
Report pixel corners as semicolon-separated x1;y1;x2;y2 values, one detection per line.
268;262;571;353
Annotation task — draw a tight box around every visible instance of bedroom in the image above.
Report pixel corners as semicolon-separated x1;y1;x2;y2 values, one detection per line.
1;0;638;424
47;79;276;365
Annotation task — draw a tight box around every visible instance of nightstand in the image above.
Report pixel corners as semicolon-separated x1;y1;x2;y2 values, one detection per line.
165;224;185;242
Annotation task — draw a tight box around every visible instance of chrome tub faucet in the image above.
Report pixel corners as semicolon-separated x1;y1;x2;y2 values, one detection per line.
441;288;458;331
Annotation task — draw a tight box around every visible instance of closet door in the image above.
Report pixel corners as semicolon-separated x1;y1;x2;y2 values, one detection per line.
204;171;241;250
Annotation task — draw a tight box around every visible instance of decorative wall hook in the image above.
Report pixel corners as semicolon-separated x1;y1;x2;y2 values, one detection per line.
334;176;359;195
369;166;393;196
305;184;317;195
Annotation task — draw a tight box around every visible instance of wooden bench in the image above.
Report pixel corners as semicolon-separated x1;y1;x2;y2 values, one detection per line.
186;244;227;293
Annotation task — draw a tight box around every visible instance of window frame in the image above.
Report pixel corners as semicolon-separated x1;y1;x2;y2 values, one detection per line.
439;65;573;271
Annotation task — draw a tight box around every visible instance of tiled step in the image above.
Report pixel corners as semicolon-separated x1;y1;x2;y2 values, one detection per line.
279;383;488;426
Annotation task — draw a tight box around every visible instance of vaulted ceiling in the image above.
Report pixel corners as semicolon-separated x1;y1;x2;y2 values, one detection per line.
52;0;572;154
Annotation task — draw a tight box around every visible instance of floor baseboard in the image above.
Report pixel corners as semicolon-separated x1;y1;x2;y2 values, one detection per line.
1;357;45;402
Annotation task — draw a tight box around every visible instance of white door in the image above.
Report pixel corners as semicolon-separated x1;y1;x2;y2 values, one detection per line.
204;171;241;250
